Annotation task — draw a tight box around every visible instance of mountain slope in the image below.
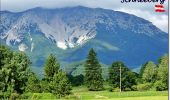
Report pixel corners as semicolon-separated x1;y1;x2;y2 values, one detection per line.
0;6;168;72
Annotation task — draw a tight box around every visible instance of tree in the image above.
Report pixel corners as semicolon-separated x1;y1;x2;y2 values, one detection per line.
40;79;49;92
155;54;168;90
109;62;137;91
50;71;71;98
0;45;31;98
142;61;157;83
25;73;41;93
5;52;31;94
43;54;72;97
44;54;60;79
84;48;103;91
0;45;13;68
139;62;148;78
67;74;84;86
122;71;137;91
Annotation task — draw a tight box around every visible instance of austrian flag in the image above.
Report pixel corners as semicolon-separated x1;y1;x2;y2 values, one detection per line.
155;4;165;12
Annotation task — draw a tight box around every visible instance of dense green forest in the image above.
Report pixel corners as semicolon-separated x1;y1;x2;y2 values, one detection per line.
0;45;168;99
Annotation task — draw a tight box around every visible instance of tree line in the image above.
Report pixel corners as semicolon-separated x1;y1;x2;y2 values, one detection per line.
0;45;168;99
84;49;168;92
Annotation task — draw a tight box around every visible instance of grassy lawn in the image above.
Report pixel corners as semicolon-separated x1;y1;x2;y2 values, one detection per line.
27;86;168;100
62;86;168;100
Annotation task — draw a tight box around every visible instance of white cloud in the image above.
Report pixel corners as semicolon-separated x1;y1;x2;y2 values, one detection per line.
1;0;168;32
116;8;168;33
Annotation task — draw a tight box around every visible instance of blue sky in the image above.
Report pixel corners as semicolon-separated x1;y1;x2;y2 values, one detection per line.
1;0;168;32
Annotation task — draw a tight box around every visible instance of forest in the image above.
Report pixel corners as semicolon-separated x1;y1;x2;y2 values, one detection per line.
0;45;168;99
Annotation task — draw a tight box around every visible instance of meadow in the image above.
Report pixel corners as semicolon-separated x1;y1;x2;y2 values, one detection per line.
25;86;168;100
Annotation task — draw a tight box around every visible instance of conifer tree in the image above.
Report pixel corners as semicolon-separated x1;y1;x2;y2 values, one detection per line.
44;54;60;79
50;71;71;98
84;48;103;91
43;54;71;97
25;73;41;93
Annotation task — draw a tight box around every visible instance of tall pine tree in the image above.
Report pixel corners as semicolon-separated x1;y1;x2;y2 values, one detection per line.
44;54;60;80
50;71;71;98
43;54;71;97
84;48;103;91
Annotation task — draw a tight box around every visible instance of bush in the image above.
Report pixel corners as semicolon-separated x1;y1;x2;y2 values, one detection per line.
2;92;11;99
124;88;131;91
0;92;3;99
67;74;84;86
9;93;20;100
31;93;41;99
20;93;32;99
40;80;49;92
109;87;120;92
137;83;152;91
154;81;168;91
64;95;81;100
131;85;137;91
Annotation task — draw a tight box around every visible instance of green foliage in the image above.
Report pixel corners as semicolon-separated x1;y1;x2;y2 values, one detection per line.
142;61;157;83
20;92;32;99
139;55;168;91
0;44;168;99
156;54;168;90
110;87;120;92
0;45;13;68
122;71;137;91
49;71;71;98
67;74;84;86
43;54;71;97
109;61;137;91
44;54;60;79
9;93;20;100
154;81;167;91
84;48;104;91
137;83;152;91
139;62;148;78
39;79;49;92
131;85;137;91
25;73;41;93
0;45;31;99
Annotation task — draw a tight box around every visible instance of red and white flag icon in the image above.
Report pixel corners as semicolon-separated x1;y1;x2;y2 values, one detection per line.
155;4;165;12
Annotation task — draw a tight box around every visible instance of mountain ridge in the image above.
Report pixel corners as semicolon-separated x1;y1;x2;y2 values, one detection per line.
0;6;168;74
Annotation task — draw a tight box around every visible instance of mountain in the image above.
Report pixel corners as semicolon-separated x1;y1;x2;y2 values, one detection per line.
0;6;168;75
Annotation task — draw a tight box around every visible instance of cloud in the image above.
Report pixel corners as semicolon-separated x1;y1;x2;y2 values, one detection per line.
116;8;168;33
1;0;168;32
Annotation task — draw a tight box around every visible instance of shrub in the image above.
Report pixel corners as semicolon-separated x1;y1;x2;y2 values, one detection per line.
20;93;32;99
131;85;137;91
64;95;81;100
9;93;20;100
0;92;3;99
2;92;11;99
32;93;41;99
137;83;152;91
124;88;131;91
154;81;168;91
112;87;120;92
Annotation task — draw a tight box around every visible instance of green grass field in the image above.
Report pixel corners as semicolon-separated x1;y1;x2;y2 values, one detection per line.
27;86;168;100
